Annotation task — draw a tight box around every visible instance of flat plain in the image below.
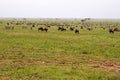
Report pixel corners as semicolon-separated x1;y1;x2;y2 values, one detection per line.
0;19;120;80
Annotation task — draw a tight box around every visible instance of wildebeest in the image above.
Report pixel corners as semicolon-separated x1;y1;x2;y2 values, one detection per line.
38;27;48;32
44;28;48;32
58;27;62;31
38;27;44;31
114;28;118;31
81;19;86;22
58;26;66;31
61;28;66;31
5;26;14;30
5;26;11;29
75;29;79;34
11;26;14;29
32;24;35;27
87;28;92;31
81;26;83;29
47;26;51;28
114;27;120;32
7;23;9;25
109;28;114;33
70;27;74;31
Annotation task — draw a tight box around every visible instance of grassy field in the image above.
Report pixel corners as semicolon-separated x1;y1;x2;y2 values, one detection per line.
0;19;120;80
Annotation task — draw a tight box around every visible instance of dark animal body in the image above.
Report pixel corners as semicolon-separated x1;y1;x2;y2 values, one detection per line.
70;27;74;31
5;26;14;30
75;29;79;34
58;27;66;31
38;27;48;32
109;28;114;33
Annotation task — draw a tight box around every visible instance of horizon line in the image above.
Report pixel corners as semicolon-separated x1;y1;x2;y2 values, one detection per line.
0;17;120;19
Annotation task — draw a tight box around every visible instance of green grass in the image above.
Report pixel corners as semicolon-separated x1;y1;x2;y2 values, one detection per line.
1;65;119;80
0;27;120;58
0;20;120;80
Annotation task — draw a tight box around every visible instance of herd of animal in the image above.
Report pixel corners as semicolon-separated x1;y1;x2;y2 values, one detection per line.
1;19;120;34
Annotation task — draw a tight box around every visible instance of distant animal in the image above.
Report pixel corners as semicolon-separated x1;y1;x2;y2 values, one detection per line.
44;28;48;32
81;26;83;29
58;27;66;31
109;28;114;33
81;19;86;22
58;27;62;31
38;27;48;32
5;26;14;30
61;28;66;31
47;26;50;28
114;28;118;31
38;27;44;31
11;26;14;29
75;29;79;34
70;27;74;31
5;26;11;29
114;27;120;32
7;23;9;25
87;28;92;31
32;24;35;27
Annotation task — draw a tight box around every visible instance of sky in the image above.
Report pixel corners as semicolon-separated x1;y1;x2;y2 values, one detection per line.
0;0;120;18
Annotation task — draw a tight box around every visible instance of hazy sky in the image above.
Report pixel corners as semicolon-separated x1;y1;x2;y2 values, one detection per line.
0;0;120;18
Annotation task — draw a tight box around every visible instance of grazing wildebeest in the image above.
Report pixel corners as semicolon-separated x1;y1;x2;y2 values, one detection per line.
32;24;35;27
70;27;74;31
114;27;120;32
5;26;14;30
47;26;50;28
81;26;83;29
109;28;114;33
75;29;79;34
87;28;92;31
81;19;86;22
58;27;62;31
5;26;11;29
58;26;66;31
38;27;44;31
11;26;14;30
38;27;48;32
44;28;48;32
7;23;9;25
61;28;66;31
114;28;118;31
